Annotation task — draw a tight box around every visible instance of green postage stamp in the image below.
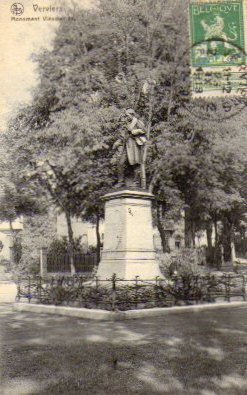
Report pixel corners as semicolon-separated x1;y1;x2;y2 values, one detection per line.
189;0;247;97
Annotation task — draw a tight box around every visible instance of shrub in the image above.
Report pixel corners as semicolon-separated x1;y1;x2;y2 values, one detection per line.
18;212;57;275
174;248;204;277
48;236;85;255
159;248;204;278
158;253;174;277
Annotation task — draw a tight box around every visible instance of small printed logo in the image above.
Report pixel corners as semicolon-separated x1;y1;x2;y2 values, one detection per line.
11;3;24;16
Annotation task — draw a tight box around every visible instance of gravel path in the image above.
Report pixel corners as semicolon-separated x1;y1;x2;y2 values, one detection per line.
1;303;247;394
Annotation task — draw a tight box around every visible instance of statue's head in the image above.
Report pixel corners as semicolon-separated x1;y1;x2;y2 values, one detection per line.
125;108;135;119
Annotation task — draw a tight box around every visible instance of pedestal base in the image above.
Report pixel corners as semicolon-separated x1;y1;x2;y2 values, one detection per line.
96;189;163;280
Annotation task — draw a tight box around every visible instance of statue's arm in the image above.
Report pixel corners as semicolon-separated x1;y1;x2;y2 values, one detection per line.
127;117;138;131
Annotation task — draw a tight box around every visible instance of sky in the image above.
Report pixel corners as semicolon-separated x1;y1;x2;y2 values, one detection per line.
0;0;93;131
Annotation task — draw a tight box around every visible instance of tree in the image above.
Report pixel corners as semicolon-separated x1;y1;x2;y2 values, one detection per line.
28;0;191;244
5;0;188;250
0;184;18;232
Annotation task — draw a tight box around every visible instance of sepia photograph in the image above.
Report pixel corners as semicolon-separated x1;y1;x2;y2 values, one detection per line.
0;0;247;393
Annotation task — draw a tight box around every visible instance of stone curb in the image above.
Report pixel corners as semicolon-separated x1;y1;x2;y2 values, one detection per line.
0;280;15;283
13;300;247;321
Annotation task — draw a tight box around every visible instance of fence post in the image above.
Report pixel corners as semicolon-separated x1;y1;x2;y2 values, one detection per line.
155;276;159;306
135;276;139;309
111;273;117;311
38;276;42;302
28;276;31;303
95;276;99;308
40;248;48;278
242;275;246;302
195;276;199;305
225;274;231;302
17;277;21;301
207;274;211;302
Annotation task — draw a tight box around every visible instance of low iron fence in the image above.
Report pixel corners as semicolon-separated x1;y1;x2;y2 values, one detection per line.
16;273;247;311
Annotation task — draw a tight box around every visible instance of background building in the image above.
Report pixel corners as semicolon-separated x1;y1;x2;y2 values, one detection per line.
0;219;23;260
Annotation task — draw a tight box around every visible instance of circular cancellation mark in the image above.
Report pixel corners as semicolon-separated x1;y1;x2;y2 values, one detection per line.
178;40;247;122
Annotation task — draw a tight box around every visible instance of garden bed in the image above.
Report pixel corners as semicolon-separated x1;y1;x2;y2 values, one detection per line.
16;273;247;311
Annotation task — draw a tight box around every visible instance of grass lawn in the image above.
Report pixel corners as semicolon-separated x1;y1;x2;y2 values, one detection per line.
1;303;247;394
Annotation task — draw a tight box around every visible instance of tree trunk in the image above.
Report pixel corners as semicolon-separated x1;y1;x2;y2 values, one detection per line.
213;217;220;265
65;210;75;274
156;205;170;253
142;85;154;190
206;222;213;250
95;213;101;264
9;220;14;262
184;208;193;248
205;221;214;264
191;221;196;248
148;171;159;193
9;220;17;242
9;220;14;233
214;218;218;247
140;163;146;189
221;217;233;262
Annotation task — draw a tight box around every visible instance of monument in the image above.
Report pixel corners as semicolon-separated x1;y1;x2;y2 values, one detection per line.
96;109;163;280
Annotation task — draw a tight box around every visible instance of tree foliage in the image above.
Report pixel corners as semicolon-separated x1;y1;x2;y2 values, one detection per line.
2;0;247;264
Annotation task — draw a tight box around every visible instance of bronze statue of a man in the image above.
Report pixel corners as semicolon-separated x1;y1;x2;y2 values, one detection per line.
114;109;147;188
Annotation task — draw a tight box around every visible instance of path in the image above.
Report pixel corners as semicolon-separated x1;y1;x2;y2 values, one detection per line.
0;263;17;303
1;303;247;394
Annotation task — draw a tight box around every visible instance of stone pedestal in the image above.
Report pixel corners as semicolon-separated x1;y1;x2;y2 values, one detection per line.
96;189;163;280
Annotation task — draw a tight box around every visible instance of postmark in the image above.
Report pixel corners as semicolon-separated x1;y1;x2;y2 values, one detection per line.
189;0;247;97
10;3;24;16
180;93;246;121
178;47;247;121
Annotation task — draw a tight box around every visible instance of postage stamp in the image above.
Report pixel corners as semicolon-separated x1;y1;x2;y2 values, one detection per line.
189;0;247;97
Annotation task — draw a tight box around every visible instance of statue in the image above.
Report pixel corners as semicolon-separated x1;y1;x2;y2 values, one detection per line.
114;109;147;188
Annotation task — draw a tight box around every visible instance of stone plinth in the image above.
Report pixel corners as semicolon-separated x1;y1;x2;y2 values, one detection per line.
96;189;163;280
